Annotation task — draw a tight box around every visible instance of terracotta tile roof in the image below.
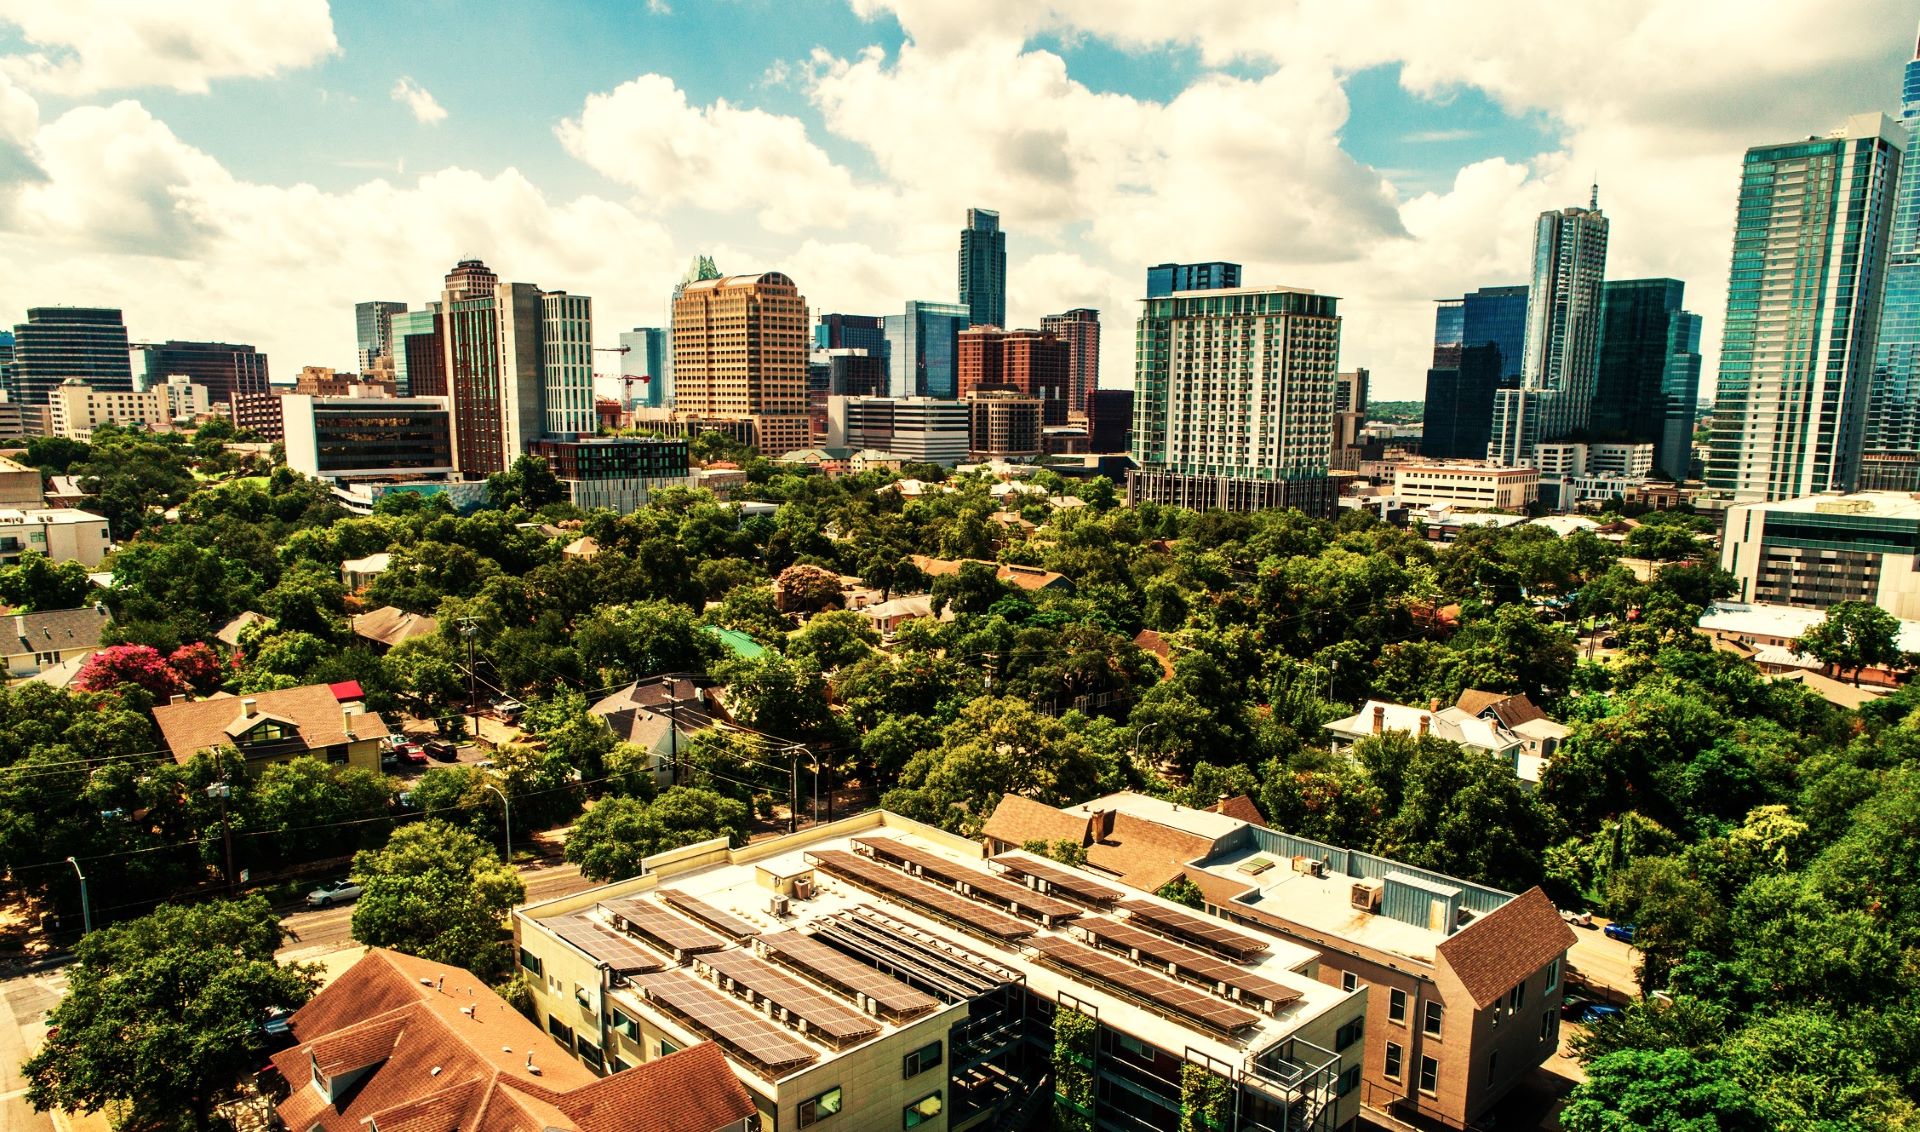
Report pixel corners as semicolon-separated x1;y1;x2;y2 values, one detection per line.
982;795;1090;849
1435;887;1576;1008
352;606;439;648
551;1042;756;1132
1209;794;1267;827
152;683;388;763
1086;813;1214;893
909;555;1070;592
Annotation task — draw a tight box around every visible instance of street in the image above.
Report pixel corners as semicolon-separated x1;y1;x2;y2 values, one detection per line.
1566;918;1641;1002
276;858;593;960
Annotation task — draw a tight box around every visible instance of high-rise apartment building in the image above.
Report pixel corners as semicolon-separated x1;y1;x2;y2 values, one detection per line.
958;208;1006;329
1490;198;1609;466
440;261;543;477
1586;279;1703;481
1040;308;1100;415
1864;37;1920;490
354;301;409;373
815;313;889;356
0;332;16;401
1130;284;1341;516
1086;388;1134;454
1420;286;1527;460
671;272;812;456
1333;369;1370;471
1146;261;1242;298
137;341;270;403
389;307;443;398
12;308;133;405
1708;114;1904;502
619;327;669;409
883;300;969;399
956;326;1070;423
541;291;593;437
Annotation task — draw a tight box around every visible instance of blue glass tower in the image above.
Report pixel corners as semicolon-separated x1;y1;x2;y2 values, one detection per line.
883;301;969;398
1864;34;1920;490
1145;262;1242;298
1420;285;1528;459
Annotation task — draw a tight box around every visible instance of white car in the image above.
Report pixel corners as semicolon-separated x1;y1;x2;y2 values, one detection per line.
306;880;364;908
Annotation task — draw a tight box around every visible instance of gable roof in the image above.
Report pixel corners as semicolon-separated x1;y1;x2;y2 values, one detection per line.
982;794;1090;849
214;609;269;648
1455;689;1548;728
558;1042;757;1132
1209;794;1267;827
152;683;388;763
1435;887;1576;1008
909;555;1071;592
1085;812;1216;893
351;606;438;648
5;605;110;659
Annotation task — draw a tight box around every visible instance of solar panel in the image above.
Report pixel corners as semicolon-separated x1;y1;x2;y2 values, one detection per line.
809;850;1035;941
659;888;761;940
758;930;939;1020
990;853;1125;907
541;912;668;974
638;969;818;1077
1072;916;1302;1011
696;947;881;1046
600;897;728;955
1118;899;1270;960
842;840;1080;922
1026;936;1261;1035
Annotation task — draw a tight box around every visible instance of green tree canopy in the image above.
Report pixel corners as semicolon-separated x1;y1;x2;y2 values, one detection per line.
350;819;525;978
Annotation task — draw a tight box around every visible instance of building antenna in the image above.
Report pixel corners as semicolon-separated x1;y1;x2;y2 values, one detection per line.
1590;179;1599;210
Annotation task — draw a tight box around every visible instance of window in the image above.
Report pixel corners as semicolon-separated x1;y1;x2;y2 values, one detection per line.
548;1016;573;1052
1423;1000;1444;1038
1507;983;1525;1014
657;1038;678;1057
1540;1010;1557;1042
611;1008;638;1039
1335;1016;1365;1050
518;948;543;977
1418;1056;1438;1096
577;1038;603;1071
575;984;595;1012
904;1041;942;1078
903;1092;942;1129
1545;958;1560;992
1388;988;1407;1024
1340;970;1358;992
799;1086;843;1128
1338;1066;1361;1096
1384;1042;1402;1082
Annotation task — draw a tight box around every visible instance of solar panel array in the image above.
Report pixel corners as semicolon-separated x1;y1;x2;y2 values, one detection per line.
639;969;818;1077
1026;936;1261;1035
809;850;1035;941
990;853;1124;907
850;836;972;882
849;837;1081;922
759;930;940;1020
695;948;880;1046
543;912;667;974
659;888;761;940
1118;899;1270;960
600;897;728;955
1072;916;1301;1011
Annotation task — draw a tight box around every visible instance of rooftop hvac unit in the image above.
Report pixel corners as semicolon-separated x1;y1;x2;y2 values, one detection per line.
1351;878;1385;912
793;876;814;901
770;894;790;918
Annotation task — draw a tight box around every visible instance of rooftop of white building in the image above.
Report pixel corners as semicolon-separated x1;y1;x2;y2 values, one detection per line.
1736;491;1920;520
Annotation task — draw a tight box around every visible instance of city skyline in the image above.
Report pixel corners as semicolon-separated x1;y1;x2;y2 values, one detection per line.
0;2;1908;401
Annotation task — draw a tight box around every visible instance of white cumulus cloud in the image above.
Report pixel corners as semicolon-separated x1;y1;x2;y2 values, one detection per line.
0;0;338;95
391;76;447;125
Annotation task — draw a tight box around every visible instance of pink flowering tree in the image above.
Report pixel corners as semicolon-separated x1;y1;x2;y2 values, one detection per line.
73;644;185;700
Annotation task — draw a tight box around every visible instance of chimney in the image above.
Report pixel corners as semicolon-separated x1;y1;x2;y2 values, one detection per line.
1371;705;1385;735
240;698;257;718
1429;696;1440;712
1092;809;1116;841
1418;714;1430;736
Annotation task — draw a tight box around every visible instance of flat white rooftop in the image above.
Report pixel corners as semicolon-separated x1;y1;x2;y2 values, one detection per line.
1196;846;1448;964
1737;491;1920;520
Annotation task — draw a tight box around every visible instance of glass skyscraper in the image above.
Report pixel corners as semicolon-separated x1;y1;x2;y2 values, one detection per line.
12;307;132;405
540;291;594;437
354;300;408;372
1864;38;1920;490
1420;285;1527;460
389;307;442;397
1490;199;1609;466
1145;261;1242;298
1661;312;1704;482
884;300;969;399
619;327;669;409
958;208;1006;329
1707;114;1904;502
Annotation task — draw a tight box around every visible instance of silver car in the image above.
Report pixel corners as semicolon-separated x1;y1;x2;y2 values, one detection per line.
306;880;364;908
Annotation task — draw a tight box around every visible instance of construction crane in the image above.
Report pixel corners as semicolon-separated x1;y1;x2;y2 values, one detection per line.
593;344;656;399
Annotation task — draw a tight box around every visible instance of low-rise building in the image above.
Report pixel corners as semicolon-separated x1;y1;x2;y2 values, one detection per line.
1324;701;1525;765
349;605;438;651
1392;463;1539;511
514;810;1366;1132
827;396;971;468
2;604;111;679
1699;600;1920;684
151;683;389;771
1719;491;1920;618
526;435;692;513
0;456;42;508
966;390;1042;461
0;507;113;567
283;394;455;480
47;376;210;439
227;390;285;440
272;948;757;1132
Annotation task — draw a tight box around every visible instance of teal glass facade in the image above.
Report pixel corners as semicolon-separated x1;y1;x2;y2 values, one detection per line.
1864;49;1920;488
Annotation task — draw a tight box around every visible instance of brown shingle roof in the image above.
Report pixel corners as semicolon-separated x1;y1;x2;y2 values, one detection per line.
1209;794;1267;827
982;795;1090;849
1455;689;1547;728
556;1042;757;1132
5;605;110;659
1085;813;1214;893
152;683;389;763
352;606;439;648
909;555;1070;592
1435;887;1576;1008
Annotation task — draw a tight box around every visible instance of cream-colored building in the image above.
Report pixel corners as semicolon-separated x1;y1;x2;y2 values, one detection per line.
1720;491;1920;619
671;273;812;456
1393;463;1539;511
0;507;112;567
515;812;1364;1132
0;456;42;508
48;377;211;439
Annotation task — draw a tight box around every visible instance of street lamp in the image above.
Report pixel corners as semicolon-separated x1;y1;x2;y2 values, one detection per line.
482;782;511;862
206;782;236;887
64;856;91;937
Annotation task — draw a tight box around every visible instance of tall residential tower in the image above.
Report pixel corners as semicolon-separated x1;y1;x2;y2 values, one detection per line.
1041;308;1100;415
958;208;1006;329
1864;33;1920;490
12;308;132;405
1489;197;1609;465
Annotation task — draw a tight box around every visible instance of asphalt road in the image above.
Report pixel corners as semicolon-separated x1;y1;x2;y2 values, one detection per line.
1565;918;1641;1002
276;859;593;958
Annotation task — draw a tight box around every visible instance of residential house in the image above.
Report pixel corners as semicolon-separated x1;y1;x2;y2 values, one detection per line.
152;683;389;771
856;594;940;640
1453;690;1568;782
272;948;757;1132
350;605;439;651
340;551;392;591
214;610;269;652
3;604;111;679
588;676;717;789
908;555;1071;594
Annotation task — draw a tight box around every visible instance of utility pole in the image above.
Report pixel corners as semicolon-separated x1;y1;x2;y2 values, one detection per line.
666;684;679;788
788;749;799;834
460;617;479;742
207;783;236;887
483;782;511;862
65;857;91;937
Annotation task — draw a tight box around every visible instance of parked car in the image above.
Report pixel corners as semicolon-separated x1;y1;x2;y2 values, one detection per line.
1604;921;1637;944
424;740;459;762
395;743;429;766
1560;909;1595;928
1574;1002;1623;1025
260;1010;296;1053
306;880;363;908
491;697;525;721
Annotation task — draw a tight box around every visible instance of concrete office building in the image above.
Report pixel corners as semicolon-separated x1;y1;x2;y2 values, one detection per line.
12;307;132;405
1708;115;1904;502
48;377;210;439
1146;262;1242;298
965;390;1043;461
1720;491;1920;618
137;340;269;403
620;327;670;409
229;391;285;441
1422;286;1528;461
1392;464;1541;511
1864;32;1920;491
513;808;1367;1132
525;435;692;513
884;301;970;400
542;291;595;437
826;396;971;467
1129;284;1341;517
1533;442;1653;509
354;300;409;373
282;395;455;480
443;262;543;477
1332;369;1369;471
0;507;112;567
672;272;812;457
389;307;443;397
958;208;1006;329
1041;308;1100;415
1086;389;1134;454
956;327;1070;424
1490;197;1609;466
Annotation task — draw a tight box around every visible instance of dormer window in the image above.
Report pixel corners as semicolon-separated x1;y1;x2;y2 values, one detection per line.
243;721;293;744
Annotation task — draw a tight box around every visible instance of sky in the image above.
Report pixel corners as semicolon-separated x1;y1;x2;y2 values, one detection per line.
0;1;1909;401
